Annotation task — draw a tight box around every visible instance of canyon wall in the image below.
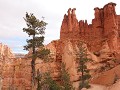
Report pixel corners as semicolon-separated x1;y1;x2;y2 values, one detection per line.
60;2;120;53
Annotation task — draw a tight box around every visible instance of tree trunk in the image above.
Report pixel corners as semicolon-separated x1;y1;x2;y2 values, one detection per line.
31;35;36;90
81;61;84;90
31;59;35;89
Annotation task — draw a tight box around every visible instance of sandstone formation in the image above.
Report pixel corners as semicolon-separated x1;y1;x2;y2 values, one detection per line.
59;2;120;87
14;53;25;58
90;65;120;85
60;2;120;86
0;43;15;59
82;80;120;90
0;42;60;90
60;2;120;53
1;2;120;90
52;2;120;89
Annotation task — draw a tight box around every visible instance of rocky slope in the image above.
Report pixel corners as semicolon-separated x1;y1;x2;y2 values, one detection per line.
46;2;120;89
59;2;120;88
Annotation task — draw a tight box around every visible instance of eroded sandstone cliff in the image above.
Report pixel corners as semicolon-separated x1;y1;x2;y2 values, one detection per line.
0;43;15;59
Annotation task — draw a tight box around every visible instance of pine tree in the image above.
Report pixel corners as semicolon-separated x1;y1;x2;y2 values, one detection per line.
36;69;43;90
44;72;61;90
61;63;74;90
77;42;91;90
23;12;50;88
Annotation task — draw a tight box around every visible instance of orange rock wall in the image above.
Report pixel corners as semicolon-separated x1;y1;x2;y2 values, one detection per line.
0;43;15;59
60;2;120;52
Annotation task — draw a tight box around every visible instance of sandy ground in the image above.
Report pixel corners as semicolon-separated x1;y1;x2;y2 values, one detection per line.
73;79;120;90
82;84;107;90
82;80;120;90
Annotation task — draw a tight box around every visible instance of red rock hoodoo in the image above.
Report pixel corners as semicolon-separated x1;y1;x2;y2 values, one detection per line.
60;2;120;53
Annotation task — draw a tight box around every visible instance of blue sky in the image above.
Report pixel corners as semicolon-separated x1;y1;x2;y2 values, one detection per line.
0;0;120;54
